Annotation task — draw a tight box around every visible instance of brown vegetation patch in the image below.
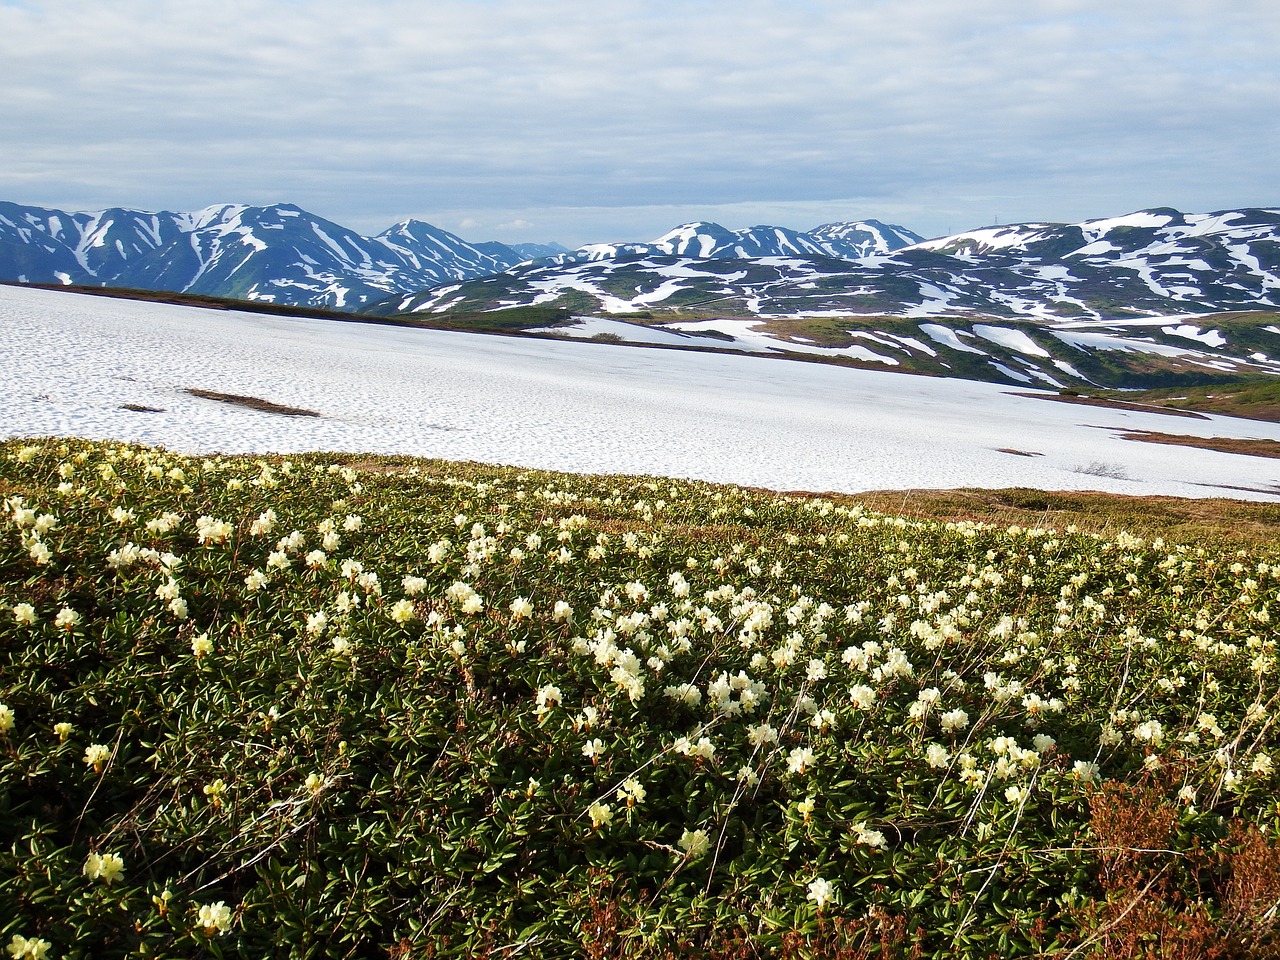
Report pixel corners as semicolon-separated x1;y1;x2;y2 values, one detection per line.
849;487;1280;546
1119;430;1280;460
1009;391;1210;419
185;388;320;418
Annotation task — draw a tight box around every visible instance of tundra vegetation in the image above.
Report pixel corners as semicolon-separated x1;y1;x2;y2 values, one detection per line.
3;438;1280;958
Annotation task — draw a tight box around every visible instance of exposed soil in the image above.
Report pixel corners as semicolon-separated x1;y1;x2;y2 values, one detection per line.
185;388;321;418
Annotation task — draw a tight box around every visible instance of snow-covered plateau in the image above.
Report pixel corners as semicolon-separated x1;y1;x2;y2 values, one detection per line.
3;285;1279;500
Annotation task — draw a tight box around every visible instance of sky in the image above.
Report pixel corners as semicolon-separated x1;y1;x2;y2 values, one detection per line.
2;0;1278;247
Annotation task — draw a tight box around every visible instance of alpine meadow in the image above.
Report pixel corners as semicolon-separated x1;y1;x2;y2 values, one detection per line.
4;438;1280;957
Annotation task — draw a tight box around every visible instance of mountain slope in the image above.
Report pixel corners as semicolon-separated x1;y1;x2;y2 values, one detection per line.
0;201;536;310
396;208;1280;322
388;207;1280;389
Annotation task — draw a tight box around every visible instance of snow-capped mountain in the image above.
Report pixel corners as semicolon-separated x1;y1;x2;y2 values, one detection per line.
398;207;1280;322
389;207;1280;388
574;219;922;261
0;201;539;310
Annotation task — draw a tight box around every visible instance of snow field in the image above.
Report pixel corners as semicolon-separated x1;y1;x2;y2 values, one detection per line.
2;285;1279;500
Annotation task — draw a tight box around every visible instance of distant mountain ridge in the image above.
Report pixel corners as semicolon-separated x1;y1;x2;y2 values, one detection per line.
396;207;1280;321
573;219;923;261
0;200;926;311
0;201;539;310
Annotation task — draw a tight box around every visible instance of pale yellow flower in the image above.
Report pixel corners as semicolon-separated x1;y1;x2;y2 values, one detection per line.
84;743;110;772
84;851;125;884
197;901;233;935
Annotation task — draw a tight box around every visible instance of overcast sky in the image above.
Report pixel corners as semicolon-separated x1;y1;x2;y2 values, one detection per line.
3;0;1277;246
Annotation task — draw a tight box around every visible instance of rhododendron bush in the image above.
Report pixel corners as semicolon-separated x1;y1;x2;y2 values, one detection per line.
2;438;1279;958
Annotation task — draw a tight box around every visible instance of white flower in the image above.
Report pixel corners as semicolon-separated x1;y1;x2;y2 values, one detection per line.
54;721;72;741
249;509;276;536
191;633;213;659
1033;733;1056;753
195;516;233;544
854;822;888;848
84;743;110;772
535;684;562;714
552;600;574;621
12;603;36;626
54;607;79;631
587;801;613;829
619;777;646;808
389;599;416;624
84;851;125;884
582;738;604;762
805;658;827;682
197;900;233;935
27;539;51;565
746;723;779;748
848;684;876;710
509;597;534;620
1072;760;1099;782
0;704;13;735
679;828;710;859
925;743;950;768
1133;720;1165;747
806;877;834;910
786;746;816;776
6;934;52;960
305;611;328;635
402;575;428;596
940;708;969;733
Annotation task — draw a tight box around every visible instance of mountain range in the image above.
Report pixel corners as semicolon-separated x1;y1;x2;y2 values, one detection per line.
4;199;1280;390
0;201;565;310
0;200;920;311
397;208;1280;321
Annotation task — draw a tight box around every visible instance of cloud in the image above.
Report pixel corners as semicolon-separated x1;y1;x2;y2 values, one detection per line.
1;0;1277;243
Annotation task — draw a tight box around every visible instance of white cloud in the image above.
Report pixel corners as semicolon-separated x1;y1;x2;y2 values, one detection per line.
1;0;1277;244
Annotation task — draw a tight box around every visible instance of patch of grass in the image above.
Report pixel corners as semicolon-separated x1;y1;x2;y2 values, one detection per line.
1091;378;1280;424
392;304;575;332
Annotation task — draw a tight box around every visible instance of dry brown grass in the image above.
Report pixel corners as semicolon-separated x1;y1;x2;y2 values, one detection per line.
185;388;321;418
1118;430;1280;460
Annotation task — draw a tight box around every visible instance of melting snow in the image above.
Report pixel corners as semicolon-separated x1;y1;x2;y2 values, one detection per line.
919;323;987;355
1162;325;1227;347
973;325;1052;358
4;285;1280;501
1051;330;1202;357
